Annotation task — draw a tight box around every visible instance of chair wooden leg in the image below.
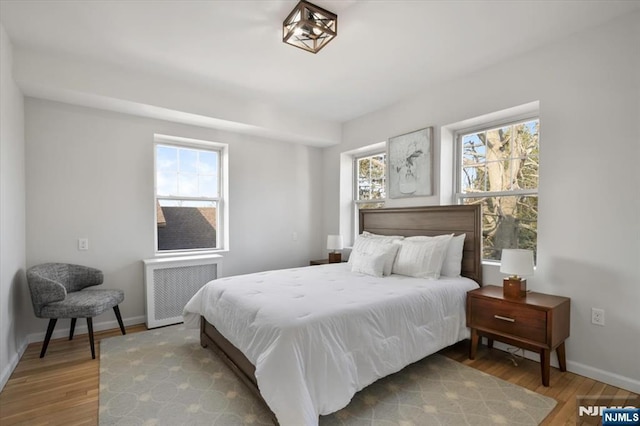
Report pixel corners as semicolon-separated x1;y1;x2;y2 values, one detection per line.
86;318;95;359
113;305;126;335
40;319;57;358
69;318;77;340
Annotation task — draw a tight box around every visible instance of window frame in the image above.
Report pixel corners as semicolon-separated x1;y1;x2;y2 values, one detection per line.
454;115;539;262
351;149;386;243
353;150;387;209
153;134;229;255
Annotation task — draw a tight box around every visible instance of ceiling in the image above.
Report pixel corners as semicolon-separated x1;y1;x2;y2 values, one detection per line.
1;0;638;125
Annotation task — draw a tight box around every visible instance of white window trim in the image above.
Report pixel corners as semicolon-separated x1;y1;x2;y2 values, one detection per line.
153;134;229;255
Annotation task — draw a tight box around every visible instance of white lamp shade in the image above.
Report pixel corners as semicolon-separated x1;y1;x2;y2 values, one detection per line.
500;249;534;277
327;235;344;251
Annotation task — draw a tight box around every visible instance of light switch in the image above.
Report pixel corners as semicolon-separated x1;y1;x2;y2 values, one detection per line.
78;238;89;251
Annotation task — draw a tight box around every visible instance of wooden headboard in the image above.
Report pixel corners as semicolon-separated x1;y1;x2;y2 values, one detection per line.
359;205;483;286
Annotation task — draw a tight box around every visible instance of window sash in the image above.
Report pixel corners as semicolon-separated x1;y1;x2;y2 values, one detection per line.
455;188;537;200
156;195;220;203
354;200;385;207
458;194;538;261
352;151;386;244
455;117;539;195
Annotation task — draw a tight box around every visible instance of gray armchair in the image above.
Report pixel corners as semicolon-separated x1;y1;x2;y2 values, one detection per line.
26;263;126;359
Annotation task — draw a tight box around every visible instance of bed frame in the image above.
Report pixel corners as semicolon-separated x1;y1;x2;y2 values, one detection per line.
200;204;482;424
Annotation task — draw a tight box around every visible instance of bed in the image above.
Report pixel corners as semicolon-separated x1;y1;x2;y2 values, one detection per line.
183;205;482;425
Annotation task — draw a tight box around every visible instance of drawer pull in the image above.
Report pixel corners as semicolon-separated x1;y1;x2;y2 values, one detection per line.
494;314;515;323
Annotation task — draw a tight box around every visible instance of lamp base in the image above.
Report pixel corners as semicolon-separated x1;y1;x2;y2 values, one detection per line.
503;278;527;299
328;252;342;263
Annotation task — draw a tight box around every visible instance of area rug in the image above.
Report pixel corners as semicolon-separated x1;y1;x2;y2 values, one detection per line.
99;325;556;425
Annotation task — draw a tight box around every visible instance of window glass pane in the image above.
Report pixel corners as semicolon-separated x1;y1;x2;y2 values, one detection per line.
371;178;385;199
484;159;511;192
157;145;177;172
178;173;198;197
518;156;538;190
515;120;539;190
515;120;539;156
462;195;537;261
157;200;217;250
462;165;485;193
199;175;218;198
462;133;485;164
178;148;198;174
358;156;371;200
157;171;177;196
198;151;218;174
370;154;385;178
485;126;511;161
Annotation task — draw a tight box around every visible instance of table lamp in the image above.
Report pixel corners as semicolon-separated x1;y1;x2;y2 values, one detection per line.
500;249;534;299
327;235;343;263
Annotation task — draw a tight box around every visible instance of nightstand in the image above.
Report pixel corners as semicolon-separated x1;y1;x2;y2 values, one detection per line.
466;285;570;386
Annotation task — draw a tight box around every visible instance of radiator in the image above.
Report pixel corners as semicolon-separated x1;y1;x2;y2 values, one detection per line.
143;254;222;328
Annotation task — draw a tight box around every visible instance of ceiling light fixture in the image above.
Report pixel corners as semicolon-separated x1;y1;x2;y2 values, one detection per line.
283;0;337;54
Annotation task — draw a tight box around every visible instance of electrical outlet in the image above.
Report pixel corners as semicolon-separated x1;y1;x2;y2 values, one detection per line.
78;238;89;251
591;308;605;326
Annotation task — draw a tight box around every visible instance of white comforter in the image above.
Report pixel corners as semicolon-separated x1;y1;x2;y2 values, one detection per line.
183;263;478;426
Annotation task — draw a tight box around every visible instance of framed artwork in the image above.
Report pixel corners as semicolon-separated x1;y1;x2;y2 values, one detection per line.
388;127;433;198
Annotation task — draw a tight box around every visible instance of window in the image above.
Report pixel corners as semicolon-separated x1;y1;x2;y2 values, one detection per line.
355;152;386;209
456;118;539;261
154;136;227;253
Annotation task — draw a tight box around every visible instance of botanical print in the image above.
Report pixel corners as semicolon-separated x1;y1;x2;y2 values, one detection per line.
388;127;432;198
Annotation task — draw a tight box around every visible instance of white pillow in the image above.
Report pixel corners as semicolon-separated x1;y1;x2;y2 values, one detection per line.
362;231;405;241
349;236;401;276
350;244;400;277
441;234;466;277
392;234;453;279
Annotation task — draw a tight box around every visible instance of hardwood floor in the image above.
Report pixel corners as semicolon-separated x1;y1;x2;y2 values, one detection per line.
0;324;146;426
0;325;637;425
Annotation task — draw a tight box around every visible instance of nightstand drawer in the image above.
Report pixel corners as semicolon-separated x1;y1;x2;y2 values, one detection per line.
469;298;547;344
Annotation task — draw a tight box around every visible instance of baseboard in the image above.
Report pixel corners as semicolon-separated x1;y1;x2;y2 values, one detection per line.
26;315;147;344
0;337;29;392
488;339;639;393
567;360;640;394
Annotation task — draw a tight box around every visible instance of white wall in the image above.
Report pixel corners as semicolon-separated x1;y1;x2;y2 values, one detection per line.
14;48;341;147
0;24;27;390
23;98;323;341
324;13;640;391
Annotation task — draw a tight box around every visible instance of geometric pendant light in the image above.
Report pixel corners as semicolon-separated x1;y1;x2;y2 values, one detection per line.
283;0;337;53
